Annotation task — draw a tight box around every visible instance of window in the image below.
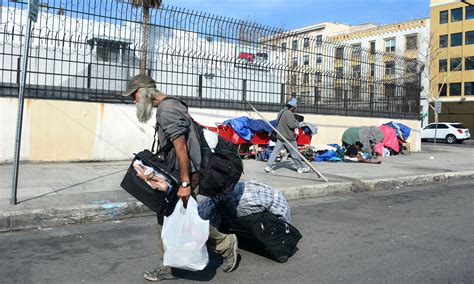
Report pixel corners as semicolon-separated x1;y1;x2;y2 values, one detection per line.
385;61;395;75
291;74;297;85
450;83;462;96
439;59;448;72
335;47;344;59
352;85;361;99
303;73;309;84
292;40;298;50
300;91;310;104
96;45;121;62
405;34;418;50
385;38;395;53
352;65;361;77
316;35;323;46
452;123;467;128
451;33;462;47
440;10;448;24
314;88;321;103
467;6;474;20
451;7;463;22
335;87;343;99
315;72;322;82
465;82;474;95
385;84;395;96
281;42;287;51
292;57;298;67
335;67;343;77
466;31;474;45
466;56;474;70
437;124;449;129
439;84;447;96
450;57;462;71
439;35;448;48
370;63;375;76
370;41;376;55
303;55;309;65
316;53;322;63
405;59;417;73
303;38;310;48
352;43;361;58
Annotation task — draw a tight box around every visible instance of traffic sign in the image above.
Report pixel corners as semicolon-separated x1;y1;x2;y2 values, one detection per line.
28;0;39;22
434;101;442;114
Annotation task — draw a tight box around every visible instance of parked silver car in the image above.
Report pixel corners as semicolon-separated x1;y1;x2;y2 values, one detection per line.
421;123;471;144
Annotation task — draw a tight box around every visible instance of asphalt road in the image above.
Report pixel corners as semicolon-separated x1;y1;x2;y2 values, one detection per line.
1;181;473;283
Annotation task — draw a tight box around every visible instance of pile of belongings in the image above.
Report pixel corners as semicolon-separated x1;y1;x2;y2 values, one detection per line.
223;116;273;141
223;116;318;143
374;122;412;157
341;123;412;158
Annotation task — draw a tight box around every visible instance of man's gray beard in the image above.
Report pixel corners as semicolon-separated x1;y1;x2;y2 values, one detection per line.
136;93;154;123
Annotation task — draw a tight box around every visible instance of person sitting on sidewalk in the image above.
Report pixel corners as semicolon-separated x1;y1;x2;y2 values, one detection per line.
122;74;238;282
265;98;309;174
344;142;381;164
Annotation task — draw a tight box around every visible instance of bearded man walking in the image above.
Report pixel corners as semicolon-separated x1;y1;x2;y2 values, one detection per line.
122;74;238;281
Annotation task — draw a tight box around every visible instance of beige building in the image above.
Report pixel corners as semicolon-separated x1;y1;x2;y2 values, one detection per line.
328;19;431;126
430;0;474;132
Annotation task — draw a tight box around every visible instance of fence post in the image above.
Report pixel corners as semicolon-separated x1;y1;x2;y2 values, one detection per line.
280;83;285;104
344;89;348;116
242;79;247;102
314;86;319;113
87;63;91;88
16;57;21;85
198;74;203;108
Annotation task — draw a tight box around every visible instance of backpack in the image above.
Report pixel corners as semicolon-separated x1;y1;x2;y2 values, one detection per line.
193;122;243;197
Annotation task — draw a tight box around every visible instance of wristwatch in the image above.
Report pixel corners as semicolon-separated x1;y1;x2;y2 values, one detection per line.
180;181;191;188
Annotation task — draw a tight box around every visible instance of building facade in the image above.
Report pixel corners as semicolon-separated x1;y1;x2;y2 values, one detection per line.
328;19;431;126
430;0;474;132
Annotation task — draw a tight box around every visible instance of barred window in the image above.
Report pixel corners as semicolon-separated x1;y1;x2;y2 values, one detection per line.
405;34;418;50
385;61;395;75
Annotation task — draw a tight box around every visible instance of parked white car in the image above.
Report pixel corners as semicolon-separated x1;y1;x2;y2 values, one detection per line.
421;123;471;144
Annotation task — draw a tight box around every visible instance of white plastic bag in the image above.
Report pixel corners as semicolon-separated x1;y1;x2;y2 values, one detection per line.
162;198;209;271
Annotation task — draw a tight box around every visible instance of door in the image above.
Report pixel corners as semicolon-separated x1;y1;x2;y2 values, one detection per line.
421;124;436;139
435;124;450;139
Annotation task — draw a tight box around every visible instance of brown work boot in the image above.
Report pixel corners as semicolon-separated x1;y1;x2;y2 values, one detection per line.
222;234;238;272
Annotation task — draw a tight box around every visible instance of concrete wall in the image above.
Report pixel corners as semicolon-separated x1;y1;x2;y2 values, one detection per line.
0;98;421;163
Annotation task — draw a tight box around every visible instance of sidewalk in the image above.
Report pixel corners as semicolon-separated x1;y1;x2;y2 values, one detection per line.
1;144;473;232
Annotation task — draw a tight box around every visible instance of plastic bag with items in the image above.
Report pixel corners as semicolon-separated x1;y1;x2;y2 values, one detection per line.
162;198;210;271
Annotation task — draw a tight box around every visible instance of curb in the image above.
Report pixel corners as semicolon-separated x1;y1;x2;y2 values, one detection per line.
1;171;473;232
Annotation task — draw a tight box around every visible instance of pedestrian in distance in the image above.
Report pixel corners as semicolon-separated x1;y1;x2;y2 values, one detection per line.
265;98;310;174
122;74;238;282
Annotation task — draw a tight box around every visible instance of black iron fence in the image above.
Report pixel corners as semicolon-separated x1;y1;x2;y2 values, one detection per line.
0;0;422;119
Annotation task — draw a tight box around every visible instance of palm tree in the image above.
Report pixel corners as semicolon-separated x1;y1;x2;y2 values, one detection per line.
130;0;163;74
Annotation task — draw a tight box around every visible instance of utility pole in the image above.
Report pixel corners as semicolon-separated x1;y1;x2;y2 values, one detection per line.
11;0;39;205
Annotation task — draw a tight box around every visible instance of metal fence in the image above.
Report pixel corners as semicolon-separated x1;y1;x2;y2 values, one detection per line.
0;0;422;119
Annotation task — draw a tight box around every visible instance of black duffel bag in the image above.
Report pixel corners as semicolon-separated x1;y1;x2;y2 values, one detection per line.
120;149;179;216
229;211;302;263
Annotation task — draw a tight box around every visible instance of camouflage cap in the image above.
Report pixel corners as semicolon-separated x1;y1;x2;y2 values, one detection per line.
121;74;157;97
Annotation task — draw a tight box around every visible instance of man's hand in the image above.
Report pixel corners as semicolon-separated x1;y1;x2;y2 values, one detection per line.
177;186;191;200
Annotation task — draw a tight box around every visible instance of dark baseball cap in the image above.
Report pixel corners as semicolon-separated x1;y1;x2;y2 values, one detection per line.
121;74;157;97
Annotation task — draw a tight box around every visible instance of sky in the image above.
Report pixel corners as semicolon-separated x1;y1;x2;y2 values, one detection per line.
167;0;430;30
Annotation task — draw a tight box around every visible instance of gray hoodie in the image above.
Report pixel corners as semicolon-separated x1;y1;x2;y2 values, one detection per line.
275;108;299;141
